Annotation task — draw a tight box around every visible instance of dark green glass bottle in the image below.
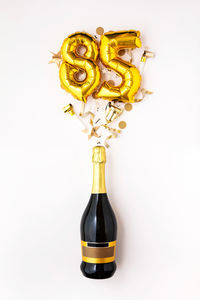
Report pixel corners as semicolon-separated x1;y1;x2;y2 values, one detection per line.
80;146;117;279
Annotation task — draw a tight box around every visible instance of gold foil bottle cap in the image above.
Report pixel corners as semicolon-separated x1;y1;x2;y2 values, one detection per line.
92;146;106;163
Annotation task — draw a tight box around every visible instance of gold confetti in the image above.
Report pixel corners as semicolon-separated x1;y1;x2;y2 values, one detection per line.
82;129;88;134
124;103;132;111
49;50;62;67
62;104;75;116
118;121;127;129
95;118;101;124
141;50;155;62
96;27;104;36
105;102;123;123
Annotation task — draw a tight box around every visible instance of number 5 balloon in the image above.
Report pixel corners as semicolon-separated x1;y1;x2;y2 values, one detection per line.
94;30;142;103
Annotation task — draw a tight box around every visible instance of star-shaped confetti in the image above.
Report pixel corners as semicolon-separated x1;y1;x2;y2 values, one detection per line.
48;50;62;67
88;126;101;140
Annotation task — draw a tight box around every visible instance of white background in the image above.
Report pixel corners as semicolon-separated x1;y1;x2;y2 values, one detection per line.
0;0;200;299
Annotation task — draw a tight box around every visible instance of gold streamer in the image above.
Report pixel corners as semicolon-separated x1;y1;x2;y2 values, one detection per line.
79;111;100;139
141;50;155;63
88;126;101;140
134;88;153;102
103;123;121;148
80;111;95;124
104;134;117;148
102;124;121;134
139;49;155;76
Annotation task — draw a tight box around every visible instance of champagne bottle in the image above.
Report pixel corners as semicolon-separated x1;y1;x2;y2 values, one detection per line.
80;146;117;279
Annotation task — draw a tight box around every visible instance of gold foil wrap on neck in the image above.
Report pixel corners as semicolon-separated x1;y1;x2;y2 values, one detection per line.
92;146;106;163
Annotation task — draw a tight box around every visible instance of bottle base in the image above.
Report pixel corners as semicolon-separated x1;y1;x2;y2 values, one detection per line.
80;261;116;279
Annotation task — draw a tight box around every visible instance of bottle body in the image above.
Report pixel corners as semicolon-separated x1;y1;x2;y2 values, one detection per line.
80;193;117;279
80;146;117;279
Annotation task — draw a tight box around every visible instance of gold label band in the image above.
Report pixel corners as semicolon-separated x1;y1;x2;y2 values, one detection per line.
81;240;116;264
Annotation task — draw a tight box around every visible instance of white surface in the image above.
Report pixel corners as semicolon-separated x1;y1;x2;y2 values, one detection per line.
0;0;200;299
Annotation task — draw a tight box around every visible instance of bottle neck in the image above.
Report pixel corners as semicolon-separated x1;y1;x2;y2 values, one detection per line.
92;162;106;194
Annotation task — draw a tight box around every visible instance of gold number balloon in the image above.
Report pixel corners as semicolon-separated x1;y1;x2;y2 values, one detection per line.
59;33;100;103
95;30;142;103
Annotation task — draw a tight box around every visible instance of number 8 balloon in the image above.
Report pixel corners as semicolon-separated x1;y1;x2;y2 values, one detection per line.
59;32;101;103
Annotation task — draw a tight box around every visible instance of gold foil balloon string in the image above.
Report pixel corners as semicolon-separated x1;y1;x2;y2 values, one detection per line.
79;102;85;117
104;134;117;148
